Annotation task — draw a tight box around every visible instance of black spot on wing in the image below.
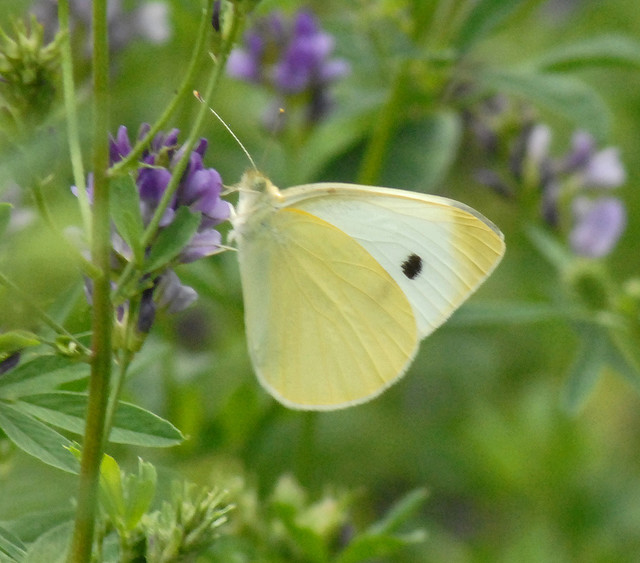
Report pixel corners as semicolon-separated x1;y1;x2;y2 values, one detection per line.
401;253;423;279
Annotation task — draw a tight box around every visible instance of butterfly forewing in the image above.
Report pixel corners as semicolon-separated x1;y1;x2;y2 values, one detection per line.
289;185;505;338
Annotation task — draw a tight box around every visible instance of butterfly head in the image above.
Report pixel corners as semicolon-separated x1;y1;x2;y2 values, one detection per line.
229;170;283;244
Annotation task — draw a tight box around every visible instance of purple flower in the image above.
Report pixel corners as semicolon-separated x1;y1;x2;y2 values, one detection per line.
74;125;231;326
155;270;198;314
108;125;231;246
227;9;349;127
569;197;626;258
561;131;626;188
468;99;628;258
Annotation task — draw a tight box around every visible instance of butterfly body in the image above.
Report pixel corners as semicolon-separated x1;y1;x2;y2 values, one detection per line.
230;170;505;410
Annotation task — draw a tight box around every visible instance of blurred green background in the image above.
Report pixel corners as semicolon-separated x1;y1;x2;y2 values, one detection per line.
2;0;640;560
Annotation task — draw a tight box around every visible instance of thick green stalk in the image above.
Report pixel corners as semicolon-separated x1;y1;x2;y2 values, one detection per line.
67;0;112;560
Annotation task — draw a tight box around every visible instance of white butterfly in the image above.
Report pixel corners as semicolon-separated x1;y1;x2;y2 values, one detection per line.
230;170;505;410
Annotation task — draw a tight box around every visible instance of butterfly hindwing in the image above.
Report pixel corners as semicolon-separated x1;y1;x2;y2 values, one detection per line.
237;205;418;409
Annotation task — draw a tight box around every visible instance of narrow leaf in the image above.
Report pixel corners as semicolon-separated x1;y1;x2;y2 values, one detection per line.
478;69;610;140
0;402;78;473
0;356;88;399
531;34;640;71
368;488;429;535
124;459;157;529
525;224;575;273
0;331;40;355
99;453;126;524
451;301;588;326
15;391;183;447
0;525;26;561
454;0;529;51
561;325;606;414
337;531;426;563
110;174;145;265
143;206;200;273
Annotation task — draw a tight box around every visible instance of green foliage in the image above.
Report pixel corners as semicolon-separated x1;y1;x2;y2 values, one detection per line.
1;0;640;561
143;206;201;275
208;474;426;562
110;174;145;266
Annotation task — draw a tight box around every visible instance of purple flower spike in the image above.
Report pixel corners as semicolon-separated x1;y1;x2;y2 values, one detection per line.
570;197;626;258
72;124;231;328
227;8;349;126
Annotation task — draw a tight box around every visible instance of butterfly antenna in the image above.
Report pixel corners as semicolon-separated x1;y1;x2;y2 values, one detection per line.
194;90;257;171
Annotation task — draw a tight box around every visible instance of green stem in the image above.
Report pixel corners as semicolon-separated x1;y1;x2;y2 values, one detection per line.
357;60;410;185
109;3;215;177
68;0;112;560
113;3;244;303
103;303;138;443
58;0;91;237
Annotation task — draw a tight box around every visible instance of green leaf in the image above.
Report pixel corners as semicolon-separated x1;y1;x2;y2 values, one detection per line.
0;355;89;399
15;391;184;447
478;69;610;140
337;531;426;563
23;521;72;563
110;174;145;265
0;203;12;239
525;224;574;272
0;331;40;355
99;453;126;526
368;488;429;535
122;459;157;529
0;402;78;473
380;111;462;193
561;325;607;414
0;508;74;544
337;488;428;563
301;92;385;180
454;0;529;51
0;525;26;562
530;34;640;72
143;206;200;274
451;301;588;326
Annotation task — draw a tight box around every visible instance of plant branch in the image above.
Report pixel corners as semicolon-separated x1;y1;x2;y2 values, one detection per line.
67;0;112;560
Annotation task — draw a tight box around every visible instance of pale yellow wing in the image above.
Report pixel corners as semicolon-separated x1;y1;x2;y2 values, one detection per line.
232;173;505;410
283;183;505;338
237;206;418;410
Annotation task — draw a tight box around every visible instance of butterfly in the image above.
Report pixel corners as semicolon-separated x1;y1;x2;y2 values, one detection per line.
229;170;505;410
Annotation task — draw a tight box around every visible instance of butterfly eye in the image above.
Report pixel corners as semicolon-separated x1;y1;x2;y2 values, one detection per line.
401;253;423;279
